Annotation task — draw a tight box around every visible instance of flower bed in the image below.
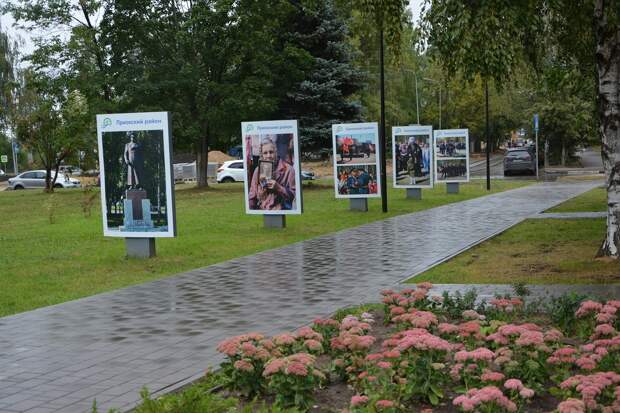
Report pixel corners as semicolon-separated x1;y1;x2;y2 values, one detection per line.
125;285;619;413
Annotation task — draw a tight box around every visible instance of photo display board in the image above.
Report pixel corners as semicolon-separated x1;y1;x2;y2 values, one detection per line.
96;112;176;238
332;122;381;198
392;125;433;188
241;120;302;215
433;128;470;183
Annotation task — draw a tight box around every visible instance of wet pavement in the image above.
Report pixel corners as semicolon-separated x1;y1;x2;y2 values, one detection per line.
428;284;620;303
531;211;606;219
0;180;604;413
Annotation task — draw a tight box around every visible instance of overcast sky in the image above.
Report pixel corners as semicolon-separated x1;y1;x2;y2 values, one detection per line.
1;1;425;62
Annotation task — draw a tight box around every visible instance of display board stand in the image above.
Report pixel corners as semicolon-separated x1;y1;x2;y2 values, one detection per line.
264;214;286;228
125;238;156;258
447;182;460;194
406;188;422;200
350;199;368;212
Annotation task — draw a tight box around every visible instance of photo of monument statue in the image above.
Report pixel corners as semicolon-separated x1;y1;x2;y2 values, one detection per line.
124;133;144;189
101;129;169;234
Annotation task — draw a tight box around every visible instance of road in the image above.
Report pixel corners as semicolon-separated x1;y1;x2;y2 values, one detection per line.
578;147;604;171
470;153;505;178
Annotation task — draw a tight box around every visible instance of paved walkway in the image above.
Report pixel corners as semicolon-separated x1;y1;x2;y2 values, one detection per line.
428;284;620;302
531;211;606;219
0;180;604;413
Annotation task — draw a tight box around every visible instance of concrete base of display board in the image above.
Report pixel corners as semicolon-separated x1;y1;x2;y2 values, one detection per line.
406;188;422;200
125;238;156;258
447;182;460;194
264;214;286;229
349;198;368;212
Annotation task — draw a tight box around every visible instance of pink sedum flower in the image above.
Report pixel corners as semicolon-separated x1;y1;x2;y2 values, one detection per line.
557;398;586;413
350;395;369;407
375;400;395;410
233;360;254;372
285;361;308;376
481;371;505;382
504;379;524;391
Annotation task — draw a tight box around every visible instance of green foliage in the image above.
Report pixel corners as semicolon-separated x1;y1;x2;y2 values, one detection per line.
14;70;92;191
0;19;20;132
440;289;480;319
352;0;409;58
546;292;589;336
277;0;365;151
421;1;543;87
268;367;323;410
511;282;531;299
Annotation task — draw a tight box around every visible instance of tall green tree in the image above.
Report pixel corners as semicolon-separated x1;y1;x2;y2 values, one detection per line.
15;71;91;191
102;0;299;187
0;19;20;133
277;0;365;152
421;0;619;258
3;0;113;108
0;19;21;173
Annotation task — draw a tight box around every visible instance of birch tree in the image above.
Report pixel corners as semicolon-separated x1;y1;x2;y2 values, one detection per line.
422;0;620;258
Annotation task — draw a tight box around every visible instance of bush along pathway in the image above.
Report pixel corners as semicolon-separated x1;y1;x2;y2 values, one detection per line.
0;180;601;412
128;283;620;413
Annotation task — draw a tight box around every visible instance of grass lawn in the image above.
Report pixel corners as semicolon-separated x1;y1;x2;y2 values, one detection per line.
410;218;620;285
546;186;606;213
0;179;528;317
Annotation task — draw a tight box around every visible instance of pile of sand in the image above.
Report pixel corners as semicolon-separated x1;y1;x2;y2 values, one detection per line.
209;150;235;163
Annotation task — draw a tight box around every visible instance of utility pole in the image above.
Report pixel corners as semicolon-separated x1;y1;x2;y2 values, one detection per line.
423;78;442;129
11;138;18;175
534;113;539;179
379;29;388;213
415;74;420;124
485;80;490;191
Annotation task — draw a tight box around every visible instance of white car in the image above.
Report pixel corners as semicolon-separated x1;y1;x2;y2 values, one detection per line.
217;160;245;183
8;170;81;189
0;169;5;176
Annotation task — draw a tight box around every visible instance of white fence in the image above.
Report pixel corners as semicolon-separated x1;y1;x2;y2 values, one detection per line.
173;162;218;181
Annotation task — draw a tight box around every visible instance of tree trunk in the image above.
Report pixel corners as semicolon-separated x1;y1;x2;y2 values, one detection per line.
45;166;53;193
595;0;620;258
474;137;482;153
561;139;566;166
196;123;209;188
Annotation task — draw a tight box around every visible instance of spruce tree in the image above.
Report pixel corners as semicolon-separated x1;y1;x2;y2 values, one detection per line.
279;0;365;153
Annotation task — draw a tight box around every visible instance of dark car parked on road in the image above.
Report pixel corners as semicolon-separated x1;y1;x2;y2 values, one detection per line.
504;148;536;176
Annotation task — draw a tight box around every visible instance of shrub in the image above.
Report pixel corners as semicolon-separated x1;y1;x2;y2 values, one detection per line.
546;292;589;335
216;333;271;397
263;353;325;410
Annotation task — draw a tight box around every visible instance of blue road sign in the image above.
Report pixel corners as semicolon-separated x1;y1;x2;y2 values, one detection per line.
533;114;539;132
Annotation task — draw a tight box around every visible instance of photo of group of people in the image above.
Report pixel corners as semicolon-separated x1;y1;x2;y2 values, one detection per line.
437;159;468;180
433;129;470;182
242;120;301;214
335;133;377;164
332;123;381;198
96;112;176;238
393;128;432;187
336;165;378;195
436;136;467;158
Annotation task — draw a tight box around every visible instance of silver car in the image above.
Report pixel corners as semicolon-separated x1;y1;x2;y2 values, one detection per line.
504;149;536;176
8;170;81;189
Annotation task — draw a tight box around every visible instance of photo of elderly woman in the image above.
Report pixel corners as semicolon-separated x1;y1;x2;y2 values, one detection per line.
245;133;297;211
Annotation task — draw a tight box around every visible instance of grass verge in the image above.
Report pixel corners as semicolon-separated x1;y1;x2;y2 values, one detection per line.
409;218;620;285
546;186;606;213
0;179;528;317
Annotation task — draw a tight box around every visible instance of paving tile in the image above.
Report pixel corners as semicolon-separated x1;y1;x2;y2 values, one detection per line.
0;180;606;412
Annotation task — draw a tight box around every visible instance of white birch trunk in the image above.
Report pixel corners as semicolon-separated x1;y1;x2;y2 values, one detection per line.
595;0;620;257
